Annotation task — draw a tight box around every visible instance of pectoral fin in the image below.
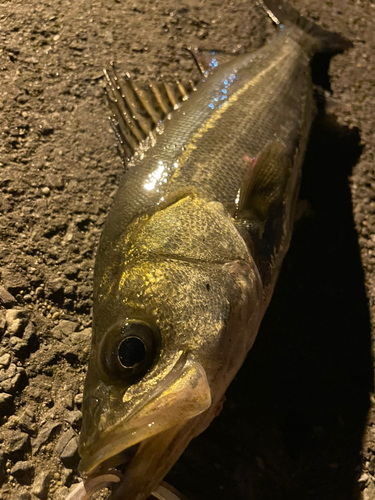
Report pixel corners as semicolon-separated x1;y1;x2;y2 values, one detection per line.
236;140;291;235
235;140;294;289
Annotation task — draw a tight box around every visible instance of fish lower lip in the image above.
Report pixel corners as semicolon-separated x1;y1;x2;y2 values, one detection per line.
84;444;139;479
79;356;211;476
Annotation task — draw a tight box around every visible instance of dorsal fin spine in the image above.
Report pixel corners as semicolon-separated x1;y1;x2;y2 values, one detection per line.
163;83;180;110
150;84;169;115
121;79;152;136
104;69;141;154
177;81;189;101
105;69;145;144
135;86;162;125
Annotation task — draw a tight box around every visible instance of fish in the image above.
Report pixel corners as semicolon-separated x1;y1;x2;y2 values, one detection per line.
69;1;352;499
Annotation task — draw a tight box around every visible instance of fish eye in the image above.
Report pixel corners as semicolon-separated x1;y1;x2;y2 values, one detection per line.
118;336;146;368
101;321;159;382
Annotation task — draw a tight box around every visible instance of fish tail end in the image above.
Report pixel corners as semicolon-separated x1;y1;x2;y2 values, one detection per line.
259;0;353;54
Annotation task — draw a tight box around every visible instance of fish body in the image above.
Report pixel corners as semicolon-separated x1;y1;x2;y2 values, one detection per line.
75;2;351;499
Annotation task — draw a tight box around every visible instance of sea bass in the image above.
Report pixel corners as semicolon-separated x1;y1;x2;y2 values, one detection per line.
70;2;351;499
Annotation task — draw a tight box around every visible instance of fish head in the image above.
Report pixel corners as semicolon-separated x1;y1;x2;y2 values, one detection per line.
78;195;263;498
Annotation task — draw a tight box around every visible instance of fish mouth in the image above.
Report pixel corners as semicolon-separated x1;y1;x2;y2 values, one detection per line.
78;355;212;477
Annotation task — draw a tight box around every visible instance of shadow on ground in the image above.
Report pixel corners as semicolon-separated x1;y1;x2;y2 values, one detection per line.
166;106;373;499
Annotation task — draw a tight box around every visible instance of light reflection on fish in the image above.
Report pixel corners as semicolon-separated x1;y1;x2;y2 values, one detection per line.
71;1;352;499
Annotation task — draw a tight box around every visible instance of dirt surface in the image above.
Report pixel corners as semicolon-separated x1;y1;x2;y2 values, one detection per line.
1;0;375;499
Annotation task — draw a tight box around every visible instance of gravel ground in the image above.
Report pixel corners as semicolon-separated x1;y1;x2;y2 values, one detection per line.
1;0;375;499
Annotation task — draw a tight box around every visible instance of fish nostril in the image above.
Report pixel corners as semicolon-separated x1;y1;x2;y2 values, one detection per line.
89;396;100;411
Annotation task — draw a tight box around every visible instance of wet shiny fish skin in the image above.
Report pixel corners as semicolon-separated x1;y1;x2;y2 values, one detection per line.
77;3;351;499
97;36;312;295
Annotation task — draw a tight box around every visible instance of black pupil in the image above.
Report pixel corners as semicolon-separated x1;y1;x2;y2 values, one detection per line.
118;337;146;368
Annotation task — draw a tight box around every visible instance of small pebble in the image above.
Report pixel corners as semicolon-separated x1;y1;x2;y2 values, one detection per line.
55;429;76;456
0;287;17;308
0;311;6;335
32;470;52;500
0;393;13;414
54;486;69;500
0;452;6;485
32;422;62;454
23;321;37;343
6;430;30;458
60;436;79;468
51;319;79;341
5;309;28;337
359;473;370;489
60;468;73;484
41;186;50;196
10;460;34;485
18;409;36;434
0;353;11;368
18;492;31;500
9;336;29;357
63;410;82;427
74;393;83;406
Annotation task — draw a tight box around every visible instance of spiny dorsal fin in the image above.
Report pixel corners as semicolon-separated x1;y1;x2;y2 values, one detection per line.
104;65;198;161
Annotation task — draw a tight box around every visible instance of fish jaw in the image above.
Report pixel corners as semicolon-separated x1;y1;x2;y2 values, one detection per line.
111;415;213;500
110;364;240;500
78;355;211;477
